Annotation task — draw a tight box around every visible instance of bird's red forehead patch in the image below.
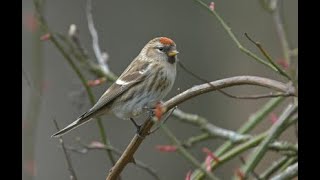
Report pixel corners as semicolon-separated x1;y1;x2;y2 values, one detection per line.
159;37;174;45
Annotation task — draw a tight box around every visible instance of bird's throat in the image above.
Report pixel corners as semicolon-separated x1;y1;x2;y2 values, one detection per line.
168;56;176;64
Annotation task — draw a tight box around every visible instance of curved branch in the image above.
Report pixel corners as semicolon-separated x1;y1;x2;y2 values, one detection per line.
106;76;295;180
163;76;295;111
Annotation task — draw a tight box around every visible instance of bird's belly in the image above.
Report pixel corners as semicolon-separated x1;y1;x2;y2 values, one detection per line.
112;90;165;120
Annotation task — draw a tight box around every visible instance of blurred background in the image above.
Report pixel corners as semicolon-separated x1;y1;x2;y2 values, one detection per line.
22;0;297;179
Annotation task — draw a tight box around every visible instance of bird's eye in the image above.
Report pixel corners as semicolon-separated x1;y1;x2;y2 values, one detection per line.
157;47;165;52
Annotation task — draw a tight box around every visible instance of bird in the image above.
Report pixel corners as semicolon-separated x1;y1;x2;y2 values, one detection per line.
52;37;179;138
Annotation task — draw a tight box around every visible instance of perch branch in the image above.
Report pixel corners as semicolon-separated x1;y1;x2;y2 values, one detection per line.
106;76;295;180
178;61;290;99
163;76;295;111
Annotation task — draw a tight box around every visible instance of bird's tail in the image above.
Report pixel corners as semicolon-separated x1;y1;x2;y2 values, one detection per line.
51;112;94;138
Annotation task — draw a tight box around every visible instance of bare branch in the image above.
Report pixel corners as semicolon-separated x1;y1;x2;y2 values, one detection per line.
244;33;291;80
106;118;154;180
106;76;295;179
86;0;110;74
163;76;296;111
178;61;290;99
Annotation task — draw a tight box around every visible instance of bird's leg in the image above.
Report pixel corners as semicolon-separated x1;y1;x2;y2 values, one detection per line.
143;106;155;117
129;118;142;135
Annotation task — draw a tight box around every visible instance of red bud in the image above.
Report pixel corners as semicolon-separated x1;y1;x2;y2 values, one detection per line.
155;145;177;152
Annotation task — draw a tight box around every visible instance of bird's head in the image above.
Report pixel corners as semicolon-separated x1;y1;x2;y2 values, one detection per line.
140;37;179;64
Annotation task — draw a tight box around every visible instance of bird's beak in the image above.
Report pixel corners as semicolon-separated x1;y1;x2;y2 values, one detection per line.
167;50;179;57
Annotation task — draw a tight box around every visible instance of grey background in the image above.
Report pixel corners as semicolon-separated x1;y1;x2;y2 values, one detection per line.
22;0;297;179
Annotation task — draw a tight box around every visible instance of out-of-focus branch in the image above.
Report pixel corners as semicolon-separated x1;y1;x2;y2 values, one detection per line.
241;104;298;178
174;108;297;154
270;162;298;180
86;0;110;74
160;124;219;180
173;109;250;143
64;140;160;180
191;97;284;179
259;156;290;179
58;28;117;81
183;133;211;148
33;0;117;167
23;1;45;180
271;0;292;66
53;119;78;180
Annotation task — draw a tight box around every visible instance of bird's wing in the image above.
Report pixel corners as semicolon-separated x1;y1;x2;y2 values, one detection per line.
84;61;151;118
88;72;145;113
52;60;152;138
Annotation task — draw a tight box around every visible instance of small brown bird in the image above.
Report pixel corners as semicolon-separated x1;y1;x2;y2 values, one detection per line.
52;37;179;137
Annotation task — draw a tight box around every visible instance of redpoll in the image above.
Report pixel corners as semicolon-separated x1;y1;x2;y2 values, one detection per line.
52;37;178;137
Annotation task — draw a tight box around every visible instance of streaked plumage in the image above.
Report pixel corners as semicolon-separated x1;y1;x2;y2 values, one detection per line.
52;37;178;137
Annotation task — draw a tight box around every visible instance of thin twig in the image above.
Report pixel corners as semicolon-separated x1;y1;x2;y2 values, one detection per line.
65;140;160;180
194;0;282;74
86;0;110;74
244;33;291;80
53;119;78;180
